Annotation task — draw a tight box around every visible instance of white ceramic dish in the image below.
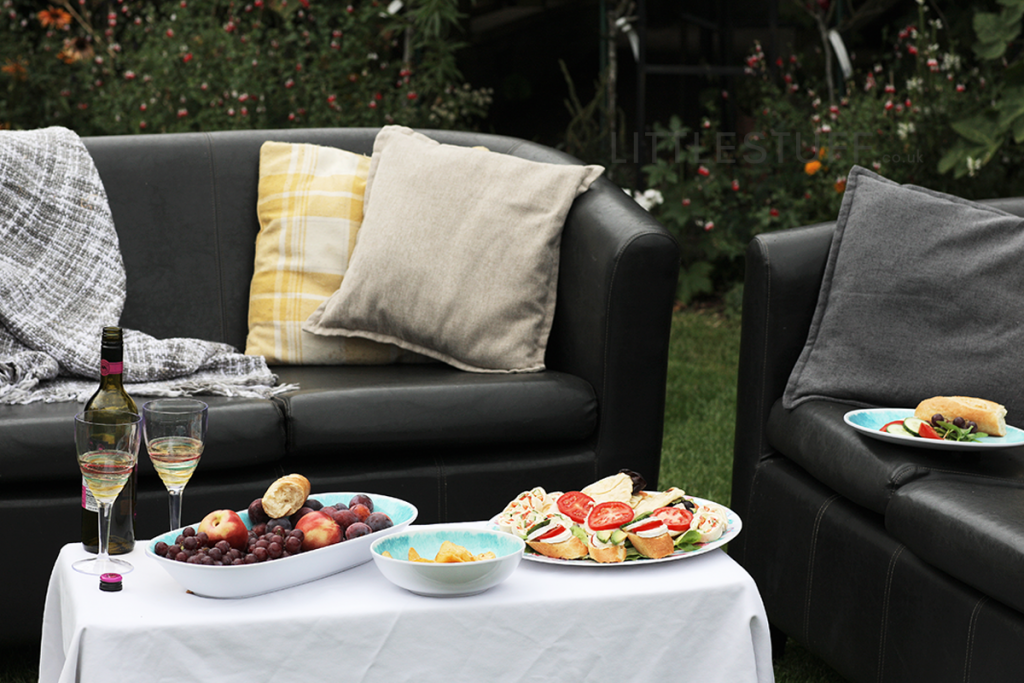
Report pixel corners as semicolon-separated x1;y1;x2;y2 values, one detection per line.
844;408;1024;451
491;495;741;567
146;492;417;598
370;525;525;597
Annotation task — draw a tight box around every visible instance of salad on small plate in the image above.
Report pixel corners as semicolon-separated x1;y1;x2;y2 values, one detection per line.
844;408;1024;451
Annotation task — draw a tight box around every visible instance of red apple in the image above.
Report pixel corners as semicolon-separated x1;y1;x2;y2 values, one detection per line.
295;511;342;551
197;509;249;550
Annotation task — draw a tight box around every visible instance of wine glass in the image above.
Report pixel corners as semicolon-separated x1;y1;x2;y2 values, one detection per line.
73;410;142;576
142;398;208;532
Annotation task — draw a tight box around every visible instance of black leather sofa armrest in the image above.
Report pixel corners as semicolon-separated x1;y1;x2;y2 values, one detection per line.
546;176;681;487
731;222;835;526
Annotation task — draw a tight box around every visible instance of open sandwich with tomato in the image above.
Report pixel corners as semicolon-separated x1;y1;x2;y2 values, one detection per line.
494;471;728;563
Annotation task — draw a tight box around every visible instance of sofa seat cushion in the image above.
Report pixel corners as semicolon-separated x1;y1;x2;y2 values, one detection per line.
767;398;1024;514
886;478;1024;615
0;396;286;483
272;364;597;452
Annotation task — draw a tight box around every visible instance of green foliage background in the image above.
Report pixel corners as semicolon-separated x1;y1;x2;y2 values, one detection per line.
0;0;491;134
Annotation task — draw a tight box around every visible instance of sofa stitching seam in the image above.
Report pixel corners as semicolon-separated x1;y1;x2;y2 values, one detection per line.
804;493;839;644
876;543;905;683
917;466;1023;485
963;595;988;683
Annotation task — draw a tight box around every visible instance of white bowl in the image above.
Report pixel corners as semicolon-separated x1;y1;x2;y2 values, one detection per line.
146;492;417;598
370;525;525;597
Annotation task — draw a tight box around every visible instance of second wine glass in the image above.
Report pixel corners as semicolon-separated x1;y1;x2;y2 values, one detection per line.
142;398;208;531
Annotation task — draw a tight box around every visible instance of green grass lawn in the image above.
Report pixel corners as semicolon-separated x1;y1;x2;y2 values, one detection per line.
659;308;846;683
3;309;846;683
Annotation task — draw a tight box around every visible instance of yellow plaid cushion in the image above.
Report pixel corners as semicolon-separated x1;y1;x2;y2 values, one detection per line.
246;141;406;364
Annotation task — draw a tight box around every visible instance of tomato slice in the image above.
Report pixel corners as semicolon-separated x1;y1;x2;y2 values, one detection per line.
536;524;566;541
918;422;942;439
879;420;904;433
587;501;634;530
557;491;595;524
652;506;694;532
627;519;666;534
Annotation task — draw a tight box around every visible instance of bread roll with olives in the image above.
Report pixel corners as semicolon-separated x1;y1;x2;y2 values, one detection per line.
914;396;1007;437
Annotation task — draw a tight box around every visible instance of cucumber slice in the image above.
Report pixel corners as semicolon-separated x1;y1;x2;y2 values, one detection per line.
902;417;927;437
884;421;909;435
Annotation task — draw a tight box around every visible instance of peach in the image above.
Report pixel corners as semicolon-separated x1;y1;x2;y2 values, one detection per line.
197;509;249;550
295;510;342;551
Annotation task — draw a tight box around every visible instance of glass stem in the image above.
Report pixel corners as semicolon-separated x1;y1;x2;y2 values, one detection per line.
97;501;113;564
168;490;183;531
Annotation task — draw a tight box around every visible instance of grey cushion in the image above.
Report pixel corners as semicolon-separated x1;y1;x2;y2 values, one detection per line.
783;166;1024;424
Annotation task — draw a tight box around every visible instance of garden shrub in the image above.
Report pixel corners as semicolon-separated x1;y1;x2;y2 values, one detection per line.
0;0;491;135
634;2;1024;305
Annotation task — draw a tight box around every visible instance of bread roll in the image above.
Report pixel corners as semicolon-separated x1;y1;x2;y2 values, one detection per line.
261;473;311;519
914;396;1007;437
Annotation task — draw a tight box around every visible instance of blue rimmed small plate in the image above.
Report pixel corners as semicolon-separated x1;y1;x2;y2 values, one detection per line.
844;408;1024;451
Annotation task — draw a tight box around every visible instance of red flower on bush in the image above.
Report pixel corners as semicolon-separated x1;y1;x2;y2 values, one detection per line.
183;53;193;63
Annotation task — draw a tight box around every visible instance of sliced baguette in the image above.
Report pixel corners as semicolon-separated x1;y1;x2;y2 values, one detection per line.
527;535;589;560
625;532;675;559
914;396;1007;437
587;543;627;564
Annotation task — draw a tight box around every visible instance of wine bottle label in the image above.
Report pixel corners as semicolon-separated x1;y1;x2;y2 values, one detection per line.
100;359;123;376
82;476;99;513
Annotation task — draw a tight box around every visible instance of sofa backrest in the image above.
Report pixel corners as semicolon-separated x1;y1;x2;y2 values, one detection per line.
83;128;586;352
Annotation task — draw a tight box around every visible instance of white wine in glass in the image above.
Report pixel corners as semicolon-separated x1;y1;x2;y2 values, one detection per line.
73;409;142;576
142;399;208;531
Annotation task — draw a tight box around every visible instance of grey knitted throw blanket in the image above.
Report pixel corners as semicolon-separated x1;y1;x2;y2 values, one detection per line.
0;127;293;404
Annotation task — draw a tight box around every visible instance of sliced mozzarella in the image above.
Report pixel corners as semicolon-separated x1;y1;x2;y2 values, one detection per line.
623;518;669;538
528;522;572;544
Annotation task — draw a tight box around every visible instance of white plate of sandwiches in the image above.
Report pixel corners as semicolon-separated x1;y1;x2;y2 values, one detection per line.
490;472;742;566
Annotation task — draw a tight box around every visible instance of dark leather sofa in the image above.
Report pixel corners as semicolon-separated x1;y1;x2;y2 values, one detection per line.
0;128;680;644
731;203;1024;683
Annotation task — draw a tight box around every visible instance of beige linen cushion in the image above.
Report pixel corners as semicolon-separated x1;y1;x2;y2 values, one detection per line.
246;140;412;364
303;126;604;373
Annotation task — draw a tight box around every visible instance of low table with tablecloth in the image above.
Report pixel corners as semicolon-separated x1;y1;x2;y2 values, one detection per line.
40;524;774;683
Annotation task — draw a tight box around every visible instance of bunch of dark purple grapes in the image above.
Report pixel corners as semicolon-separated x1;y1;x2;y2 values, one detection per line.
153;527;254;565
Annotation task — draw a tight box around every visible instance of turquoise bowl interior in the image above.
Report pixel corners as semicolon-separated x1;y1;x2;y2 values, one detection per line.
372;527;523;562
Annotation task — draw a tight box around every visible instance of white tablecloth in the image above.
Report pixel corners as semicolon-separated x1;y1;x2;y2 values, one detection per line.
40;528;774;683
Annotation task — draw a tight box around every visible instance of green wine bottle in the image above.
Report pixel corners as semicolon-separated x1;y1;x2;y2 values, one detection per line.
81;326;139;554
